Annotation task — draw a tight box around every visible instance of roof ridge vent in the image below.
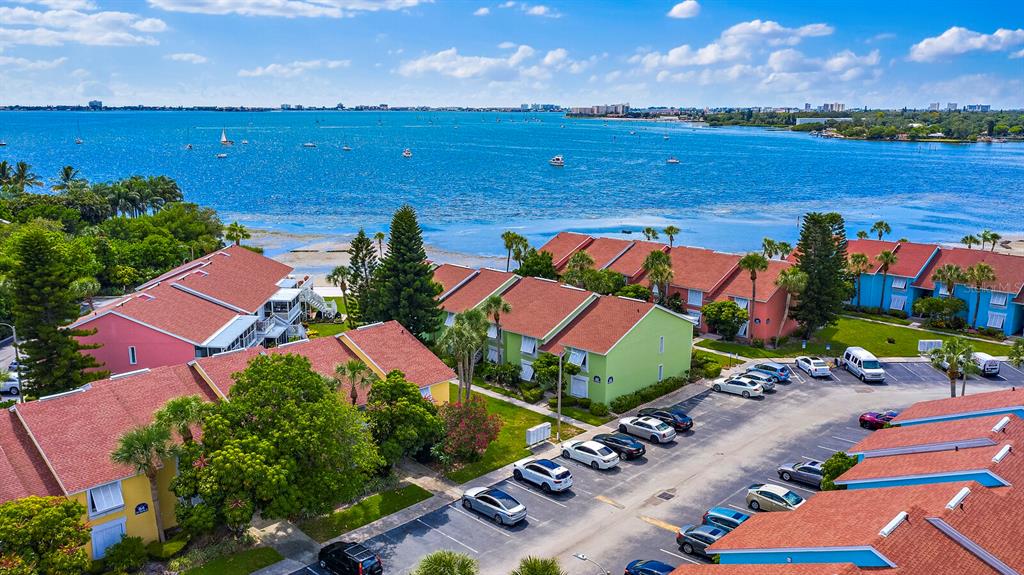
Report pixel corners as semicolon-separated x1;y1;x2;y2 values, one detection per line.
137;293;156;301
37;384;92;401
946;487;971;510
992;416;1011;433
879;511;908;537
355;322;384;330
532;277;559;284
111;368;150;379
992;444;1012;463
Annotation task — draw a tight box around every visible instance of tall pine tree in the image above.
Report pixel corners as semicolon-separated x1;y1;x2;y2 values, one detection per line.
346;228;378;325
11;225;108;396
366;206;442;340
791;212;850;337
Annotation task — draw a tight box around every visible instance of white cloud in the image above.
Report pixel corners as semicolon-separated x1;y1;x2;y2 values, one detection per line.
497;41;516;49
542;47;567;66
167;52;208;64
498;1;560;18
238;59;350;77
909;26;1024;62
399;45;533;79
865;32;895;44
473;6;489;16
667;0;699;19
1012;48;1024;59
0;54;67;70
0;5;167;47
147;0;428;18
10;0;96;8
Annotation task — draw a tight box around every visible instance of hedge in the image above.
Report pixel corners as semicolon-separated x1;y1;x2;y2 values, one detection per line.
609;376;689;414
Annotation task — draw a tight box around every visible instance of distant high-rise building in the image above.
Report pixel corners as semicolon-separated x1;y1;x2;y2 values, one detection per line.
964;104;990;112
928;102;940;111
804;103;811;111
521;104;530;111
281;104;292;110
88;100;102;110
947;102;958;111
820;102;845;112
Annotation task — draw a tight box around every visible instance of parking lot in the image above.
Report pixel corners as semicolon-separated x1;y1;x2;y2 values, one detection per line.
296;358;1023;575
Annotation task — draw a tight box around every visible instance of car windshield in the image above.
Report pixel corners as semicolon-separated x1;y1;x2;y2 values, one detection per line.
862;360;881;369
782;491;804;506
596;446;614;456
812;360;826;367
654;421;672;432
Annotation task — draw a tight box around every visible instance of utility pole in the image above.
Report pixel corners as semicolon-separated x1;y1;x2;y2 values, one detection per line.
556;352;563;442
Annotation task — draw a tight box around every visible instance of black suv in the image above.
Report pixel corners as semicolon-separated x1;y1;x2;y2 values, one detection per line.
318;541;383;575
637;406;693;432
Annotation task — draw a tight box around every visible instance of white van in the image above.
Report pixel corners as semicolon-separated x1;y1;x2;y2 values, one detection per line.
972;352;1000;376
841;347;886;382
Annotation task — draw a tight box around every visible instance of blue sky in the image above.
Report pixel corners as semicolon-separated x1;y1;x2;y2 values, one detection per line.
1;0;1021;108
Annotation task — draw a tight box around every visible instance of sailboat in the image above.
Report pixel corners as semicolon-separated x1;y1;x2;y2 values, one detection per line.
302;142;317;148
342;145;352;152
666;157;680;164
220;129;234;146
75;122;83;145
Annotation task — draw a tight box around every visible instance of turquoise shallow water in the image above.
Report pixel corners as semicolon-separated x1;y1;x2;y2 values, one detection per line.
2;110;1022;255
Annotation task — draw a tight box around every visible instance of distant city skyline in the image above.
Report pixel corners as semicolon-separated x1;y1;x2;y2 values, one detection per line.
0;0;1021;108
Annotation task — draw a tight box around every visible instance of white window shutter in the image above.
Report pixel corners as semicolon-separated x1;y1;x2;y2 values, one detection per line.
520;361;535;381
568;349;586;366
687;290;703;306
487;323;498;339
891;278;907;290
444;312;455;327
990;293;1008;307
487;346;499;362
520;336;536;355
987;312;1005;329
889;295;906;311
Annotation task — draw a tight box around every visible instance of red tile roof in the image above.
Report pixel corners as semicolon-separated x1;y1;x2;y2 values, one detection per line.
167;246;293;313
888;242;939;278
0;410;61;500
607;240;669;279
667;246;740;293
838;433;1024;484
892;387;1024;425
850;414;1013;455
341;321;456;388
497;277;596;339
432;263;477;297
846;239;901;274
541;296;658;355
538;232;593;269
913;247;1024;298
439;269;518;313
572;237;634;271
15;365;217;494
718;259;793;303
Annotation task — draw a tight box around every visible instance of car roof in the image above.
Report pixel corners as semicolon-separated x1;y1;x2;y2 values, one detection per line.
759;483;794;496
578;440;607;449
707;506;747;519
755;361;786;368
691;524;727;538
533;458;562;470
636;416;664;424
632;560;675;572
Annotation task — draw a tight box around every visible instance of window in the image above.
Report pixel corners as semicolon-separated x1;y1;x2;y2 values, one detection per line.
444;312;456;327
687;310;702;325
128;346;137;365
520;360;535;381
987;312;1006;330
487;346;500;363
520;335;537;356
419;387;433;400
889;295;907;311
659;336;665;354
687;290;703;306
891;278;907;290
91;519;126;560
658;364;664;382
487;323;499;339
938;283;950;296
88;482;124;517
990;292;1008;307
733;297;749;311
737;321;749;338
568;348;587;367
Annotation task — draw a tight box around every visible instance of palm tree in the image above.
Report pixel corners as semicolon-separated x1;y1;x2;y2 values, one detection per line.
774;267;807;345
642;250;673;304
961;234;980;249
964;263;996;328
775;242;792;259
413;550;478;575
856;230;869;240
848;253;870;307
510;235;530;269
931;264;964;298
148;175;182;208
502;230;525;272
70;276;101;311
111;423;172;542
335;359;376;406
327;265;352;327
225;221;251;245
105;181;141;217
511;556;566;575
52;165;81;192
11;161;42;191
563;250;594;288
373;231;386;258
929;338;979;397
155;395;208;444
870;220;891;240
662;225;680;247
761;238;778;259
437;309;489;402
988;231;1002;251
875;250;898;310
0;161;11;186
738;253;769;336
642;227;659;241
1009;339;1024;369
979;230;994;250
481;294;511;340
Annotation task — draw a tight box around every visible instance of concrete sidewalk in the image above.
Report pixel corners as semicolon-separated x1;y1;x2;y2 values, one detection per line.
470;384;596;431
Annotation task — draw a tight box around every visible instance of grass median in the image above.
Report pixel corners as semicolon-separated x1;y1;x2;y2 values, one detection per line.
299;484;433;543
183;547;283;575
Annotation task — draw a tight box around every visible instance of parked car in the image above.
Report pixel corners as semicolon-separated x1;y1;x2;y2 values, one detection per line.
840;347;886;382
462;487;527;525
702;507;750;533
560;440;620;470
317;541;383;575
512;457;574;492
795;356;831;378
637;406;693;432
1;372;20;396
624;560;676;575
711;375;764;399
777;459;824;488
618;416;677;443
738;370;776;392
593;433;646;460
676;523;727;557
748;361;791;382
746;483;805;512
859;410;900;430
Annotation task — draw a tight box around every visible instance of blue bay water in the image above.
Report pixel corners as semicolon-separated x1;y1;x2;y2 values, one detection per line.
2;110;1023;256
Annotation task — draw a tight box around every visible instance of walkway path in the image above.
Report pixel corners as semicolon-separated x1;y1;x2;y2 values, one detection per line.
470;384;596;431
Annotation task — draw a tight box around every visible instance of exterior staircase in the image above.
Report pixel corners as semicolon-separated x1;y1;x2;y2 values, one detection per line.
301;287;338;319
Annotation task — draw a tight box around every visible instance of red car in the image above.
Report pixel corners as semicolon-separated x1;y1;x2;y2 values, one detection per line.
859;410;899;430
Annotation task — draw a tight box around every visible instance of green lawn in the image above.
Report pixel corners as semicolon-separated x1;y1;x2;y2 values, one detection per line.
298;484;433;543
693;349;740;369
183;547;283;575
447;383;582;484
308;297;351;338
696;317;1010;359
559;404;614;426
842;310;912;325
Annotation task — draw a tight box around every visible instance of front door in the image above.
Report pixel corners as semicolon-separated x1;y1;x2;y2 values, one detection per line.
570;375;588;398
92;518;126;559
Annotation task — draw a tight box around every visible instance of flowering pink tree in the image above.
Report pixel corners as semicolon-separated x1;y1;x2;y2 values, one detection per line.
439;397;502;462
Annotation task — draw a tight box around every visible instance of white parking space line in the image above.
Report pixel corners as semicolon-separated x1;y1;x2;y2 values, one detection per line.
660;548;697;563
501;481;569;508
728;503;753;513
817;445;839;452
573;485;595;496
716;484;753;507
450;504;513;537
774;479;816;495
831;436;858;444
1003;363;1024;377
416;518;480;554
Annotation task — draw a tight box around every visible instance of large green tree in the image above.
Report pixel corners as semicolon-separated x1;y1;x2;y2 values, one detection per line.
792;212;849;337
0;496;91;575
111;423;172;542
930;338;980;397
366;206;442;340
438;309;489;402
701;300;749;341
10;225;108;395
516;248;558;279
365;370;443;467
346;228;379;324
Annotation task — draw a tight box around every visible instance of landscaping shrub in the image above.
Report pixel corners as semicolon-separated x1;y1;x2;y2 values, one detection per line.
547;397;558;409
492;363;522;388
520;387;543;403
167;535;256;573
147;533;190;560
609;393;639;414
751;338;765;349
103;536;147;574
887;310;908;319
589;402;609;417
702;363;722;379
886;337;896;344
476;362;493;380
821;452;858;491
608;376;689;413
978;327;1004;339
576;397;591;409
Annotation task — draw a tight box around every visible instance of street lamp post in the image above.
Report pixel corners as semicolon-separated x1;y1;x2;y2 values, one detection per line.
556;352;563;442
573;553;610;575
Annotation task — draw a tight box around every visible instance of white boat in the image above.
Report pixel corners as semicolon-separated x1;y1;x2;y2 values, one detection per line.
75;137;83;145
216;153;228;158
302;142;317;148
629;131;637;135
549;155;565;167
185;143;193;150
402;148;413;158
663;134;669;140
667;157;680;164
0;141;7;147
342;145;352;152
241;139;249;145
220;129;234;146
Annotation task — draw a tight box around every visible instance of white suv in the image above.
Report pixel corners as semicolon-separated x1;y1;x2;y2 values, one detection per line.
512;458;573;492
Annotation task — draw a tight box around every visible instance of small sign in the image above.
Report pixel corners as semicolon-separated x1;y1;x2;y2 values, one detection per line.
825;344;831;352
802;340;807;349
134;503;149;515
